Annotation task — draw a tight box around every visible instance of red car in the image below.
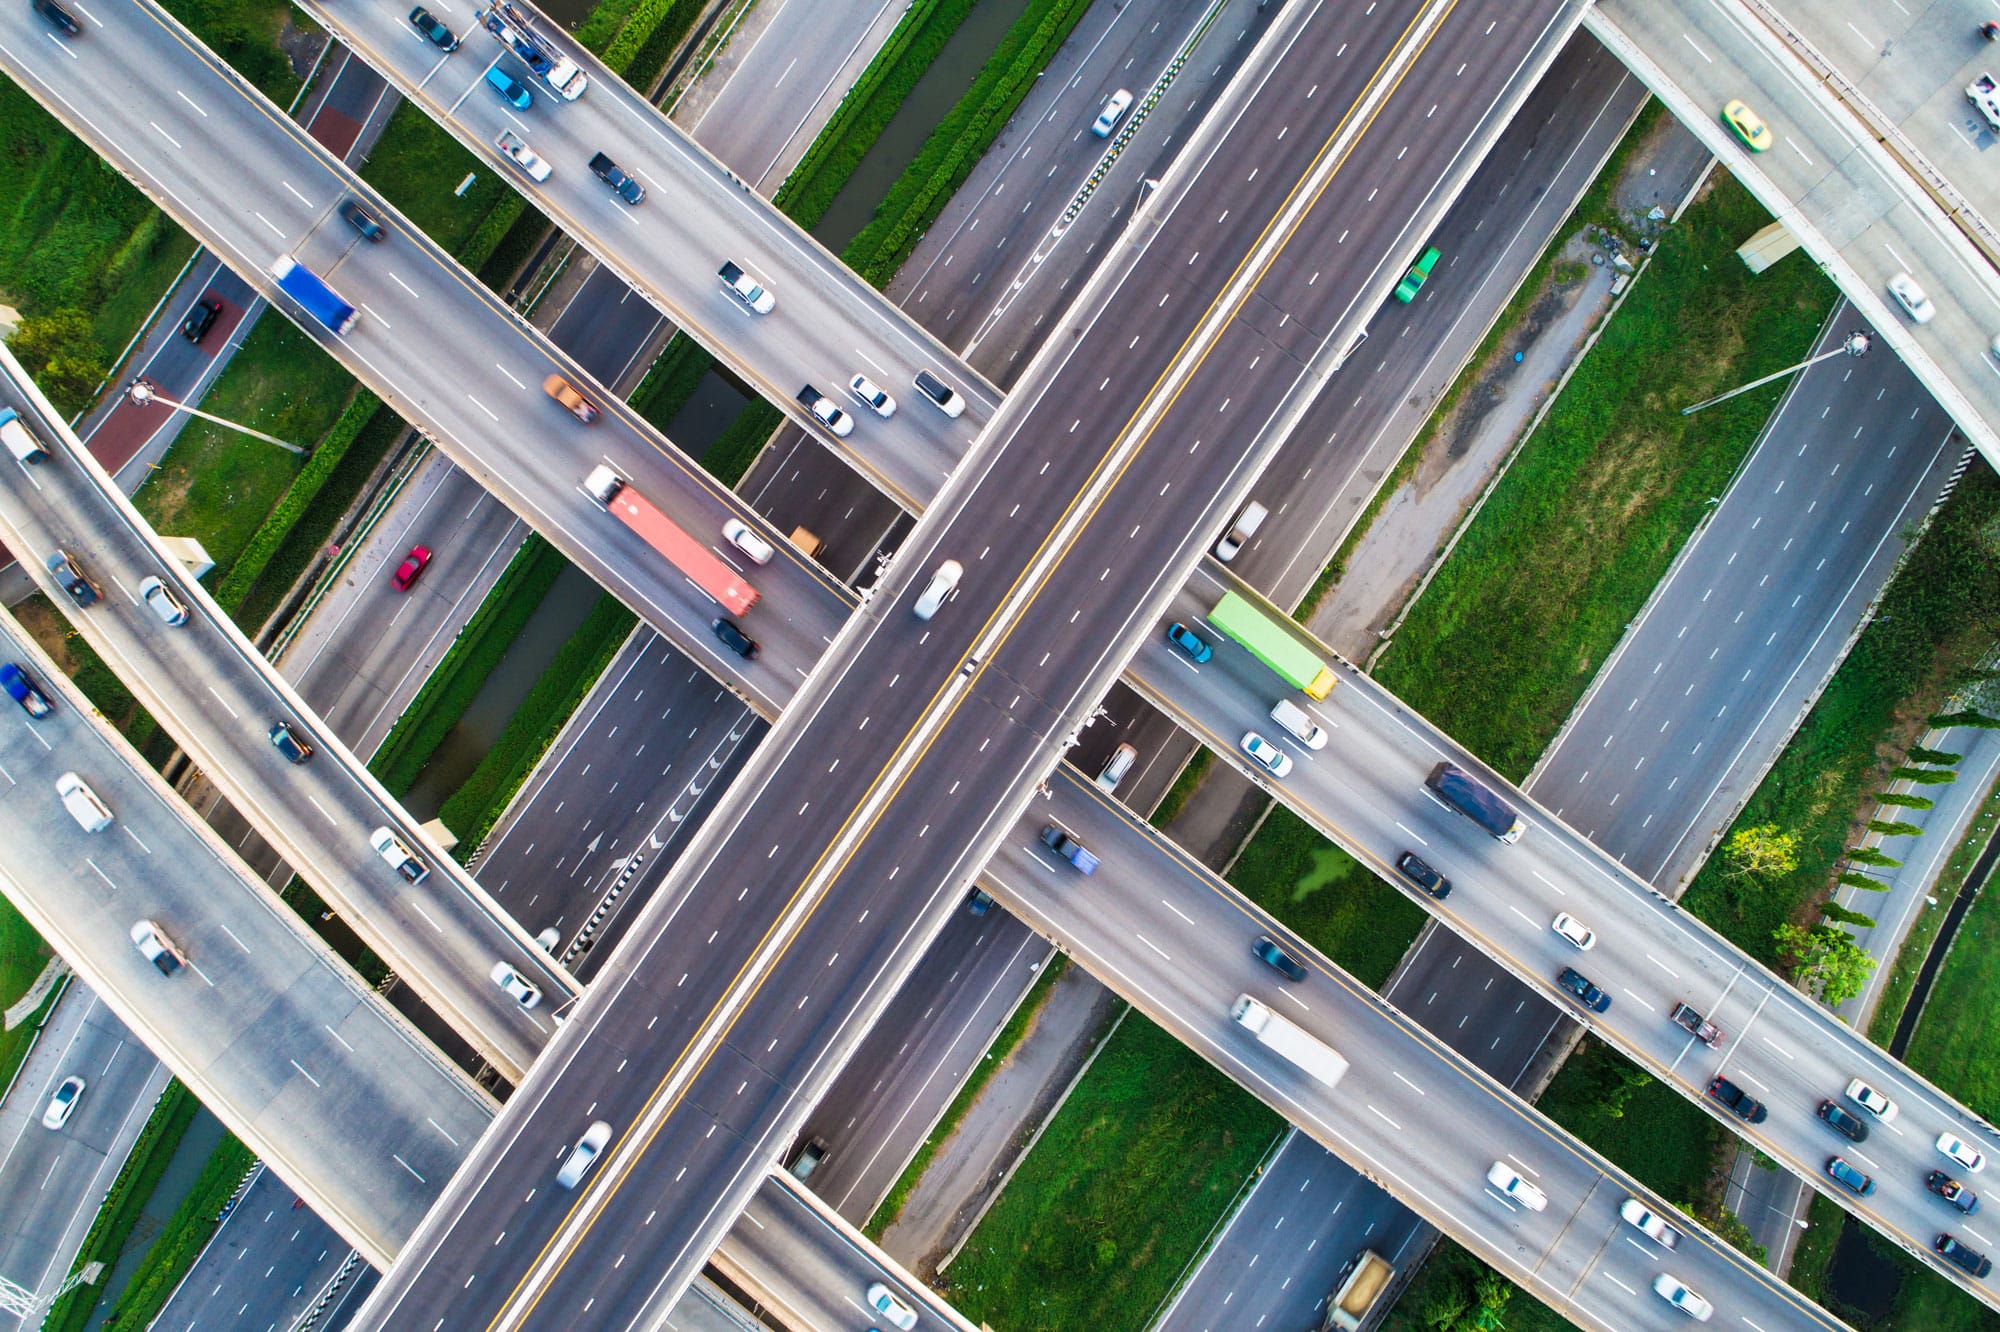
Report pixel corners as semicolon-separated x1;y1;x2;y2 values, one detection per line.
390;545;431;591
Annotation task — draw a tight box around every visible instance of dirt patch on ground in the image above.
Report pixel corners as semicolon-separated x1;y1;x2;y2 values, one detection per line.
278;15;328;82
878;965;1123;1278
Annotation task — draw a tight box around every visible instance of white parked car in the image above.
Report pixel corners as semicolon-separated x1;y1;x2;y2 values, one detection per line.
1485;1160;1547;1212
1887;271;1935;325
1939;1132;1987;1174
1844;1078;1898;1122
1652;1274;1714;1322
1240;731;1293;779
865;1282;918;1331
721;519;774;565
1551;912;1596;951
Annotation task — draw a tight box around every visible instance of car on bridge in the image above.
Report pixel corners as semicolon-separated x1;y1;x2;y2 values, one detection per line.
1929;1171;1980;1214
1;662;52;719
1556;966;1609;1013
1707;1076;1767;1124
1826;1157;1874;1197
1720;98;1770;152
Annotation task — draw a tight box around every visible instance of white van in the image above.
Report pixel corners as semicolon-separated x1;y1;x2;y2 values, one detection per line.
1095;743;1138;792
56;772;112;832
369;826;430;885
1269;699;1328;750
0;407;49;465
1215;501;1267;561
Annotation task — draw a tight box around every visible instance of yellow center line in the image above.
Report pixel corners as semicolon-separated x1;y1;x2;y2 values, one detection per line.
496;2;1468;1323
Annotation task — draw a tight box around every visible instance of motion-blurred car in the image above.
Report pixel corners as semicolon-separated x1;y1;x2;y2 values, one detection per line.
1720;98;1770;151
391;545;432;592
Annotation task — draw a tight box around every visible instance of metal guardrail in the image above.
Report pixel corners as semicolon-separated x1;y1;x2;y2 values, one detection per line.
1737;0;2000;271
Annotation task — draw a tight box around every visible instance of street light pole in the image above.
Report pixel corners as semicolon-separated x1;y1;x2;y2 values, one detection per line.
126;380;306;455
1680;331;1871;416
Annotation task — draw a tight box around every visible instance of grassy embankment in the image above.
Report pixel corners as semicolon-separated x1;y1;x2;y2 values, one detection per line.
1373;172;1835;781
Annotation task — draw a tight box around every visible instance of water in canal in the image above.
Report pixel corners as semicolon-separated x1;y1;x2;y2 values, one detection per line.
402;564;602;822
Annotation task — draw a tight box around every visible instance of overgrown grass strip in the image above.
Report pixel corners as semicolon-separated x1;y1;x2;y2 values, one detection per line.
940;1015;1282;1332
368;535;569;798
91;1133;259;1330
865;955;1067;1237
1373;174;1836;782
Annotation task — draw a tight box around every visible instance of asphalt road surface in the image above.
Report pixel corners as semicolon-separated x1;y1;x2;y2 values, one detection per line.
0;0;854;710
990;765;1841;1332
1133;559;2000;1307
298;0;1000;511
0;608;490;1265
353;2;1600;1325
0;359;570;1079
1588;0;2000;464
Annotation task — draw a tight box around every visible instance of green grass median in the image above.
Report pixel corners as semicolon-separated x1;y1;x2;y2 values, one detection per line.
940;1015;1281;1332
1374;174;1835;781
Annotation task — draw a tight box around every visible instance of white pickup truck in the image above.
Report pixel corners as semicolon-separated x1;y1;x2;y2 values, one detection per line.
495;129;551;182
1969;73;2000;132
717;260;776;314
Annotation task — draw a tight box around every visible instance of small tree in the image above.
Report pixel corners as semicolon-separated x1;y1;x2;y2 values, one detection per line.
1867;820;1923;838
1892;767;1958;785
1932;710;2000;729
1838;871;1889;892
1878;792;1935;810
8;309;105;415
1847;846;1901;869
1774;922;1876;1006
1821;901;1876;929
1465;1271;1512;1331
1722;824;1799;880
1907;745;1964;766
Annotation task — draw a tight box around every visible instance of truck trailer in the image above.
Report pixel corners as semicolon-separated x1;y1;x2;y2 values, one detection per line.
583;466;758;616
477;3;588;100
1230;994;1348;1088
1321;1249;1395;1331
269;256;356;336
1426;761;1524;843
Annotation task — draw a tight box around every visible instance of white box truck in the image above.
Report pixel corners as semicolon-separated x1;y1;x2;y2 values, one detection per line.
1231;994;1349;1087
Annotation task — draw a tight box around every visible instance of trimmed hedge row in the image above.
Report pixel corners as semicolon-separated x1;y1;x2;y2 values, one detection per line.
213;389;380;614
845;0;1093;286
439;593;636;854
600;0;708;76
96;1133;259;1331
368;535;569;799
229;404;410;633
44;1083;199;1332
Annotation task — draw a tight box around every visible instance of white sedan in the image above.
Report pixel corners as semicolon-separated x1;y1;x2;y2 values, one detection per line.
1240;731;1293;778
1939;1132;1987;1174
1845;1078;1898;1122
865;1282;918;1330
42;1075;84;1130
1551;912;1596;951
